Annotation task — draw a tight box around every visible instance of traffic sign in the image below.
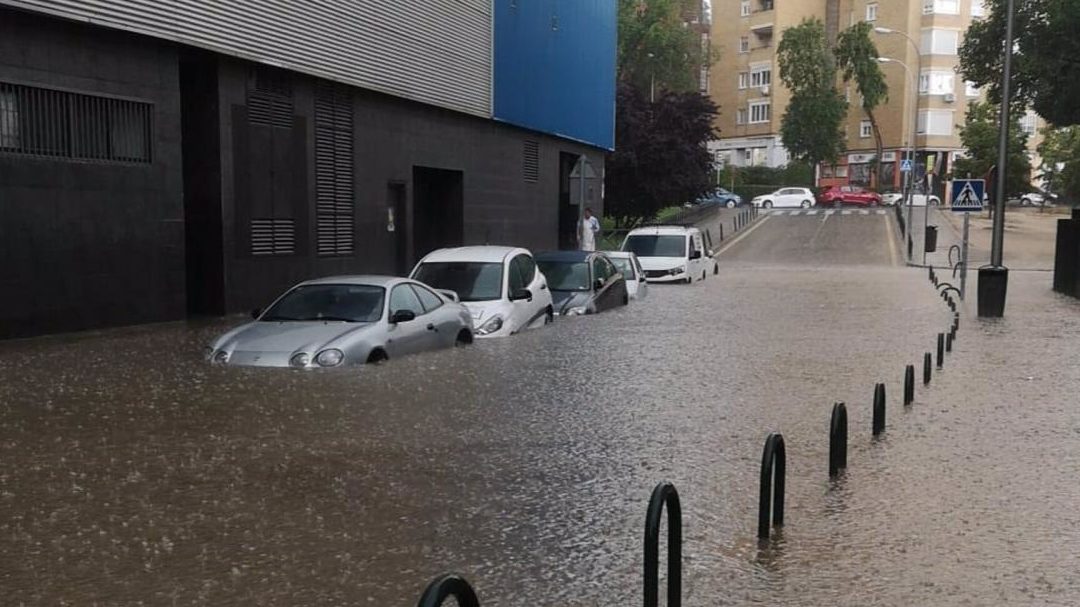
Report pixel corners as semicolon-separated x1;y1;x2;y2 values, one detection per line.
900;159;913;172
951;179;985;212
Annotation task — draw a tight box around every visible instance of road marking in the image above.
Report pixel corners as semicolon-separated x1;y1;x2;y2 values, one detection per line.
715;214;772;256
858;210;869;215
842;210;853;215
809;205;832;246
877;209;887;215
825;209;836;216
806;209;818;215
885;209;900;267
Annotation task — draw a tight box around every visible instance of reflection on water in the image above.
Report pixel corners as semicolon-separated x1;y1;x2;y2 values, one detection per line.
1;269;1079;605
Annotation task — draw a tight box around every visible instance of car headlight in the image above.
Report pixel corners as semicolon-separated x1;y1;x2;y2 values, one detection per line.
204;346;214;361
212;350;229;364
315;349;344;367
565;307;588;316
289;352;310;368
476;316;504;335
668;266;685;276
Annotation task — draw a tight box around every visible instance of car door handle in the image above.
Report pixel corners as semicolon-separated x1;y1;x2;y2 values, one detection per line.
426;323;437;331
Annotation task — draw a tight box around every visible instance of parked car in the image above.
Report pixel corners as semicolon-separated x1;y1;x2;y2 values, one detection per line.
1018;192;1048;206
818;185;882;207
620;225;715;284
751;187;816;209
206;276;474;368
535;251;629;315
882;192;941;206
411;246;553;338
605;251;649;301
691;188;743;208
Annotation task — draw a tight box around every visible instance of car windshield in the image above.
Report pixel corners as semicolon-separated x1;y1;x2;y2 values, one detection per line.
624;235;686;258
537;261;590;291
261;284;385;322
609;257;635;280
413;261;503;302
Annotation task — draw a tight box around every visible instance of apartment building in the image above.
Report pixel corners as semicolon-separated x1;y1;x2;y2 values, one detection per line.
708;0;1044;198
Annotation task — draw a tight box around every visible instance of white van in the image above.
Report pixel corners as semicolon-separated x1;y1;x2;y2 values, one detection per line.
620;225;717;284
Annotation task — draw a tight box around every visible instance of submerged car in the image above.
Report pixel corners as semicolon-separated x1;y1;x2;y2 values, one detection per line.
206;276;474;368
535;250;629;315
605;251;649;300
411;246;553;338
621;225;715;284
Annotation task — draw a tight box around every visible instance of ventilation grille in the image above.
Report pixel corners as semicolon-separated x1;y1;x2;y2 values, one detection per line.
314;84;355;256
250;218;295;256
523;140;540;183
247;91;293;128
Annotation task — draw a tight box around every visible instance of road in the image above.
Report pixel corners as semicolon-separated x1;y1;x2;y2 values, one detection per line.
2;207;1079;605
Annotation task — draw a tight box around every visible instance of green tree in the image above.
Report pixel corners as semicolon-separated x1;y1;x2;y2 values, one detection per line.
777;18;847;167
1037;125;1080;202
617;0;709;94
959;0;1080;127
952;101;1031;199
835;22;889;188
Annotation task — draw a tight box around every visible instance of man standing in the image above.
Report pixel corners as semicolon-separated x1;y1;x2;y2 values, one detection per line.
579;207;601;251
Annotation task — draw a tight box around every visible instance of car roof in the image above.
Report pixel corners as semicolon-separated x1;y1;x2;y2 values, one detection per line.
627;225;696;236
418;245;526;264
297;275;404;288
534;250;594;262
603;251;635;259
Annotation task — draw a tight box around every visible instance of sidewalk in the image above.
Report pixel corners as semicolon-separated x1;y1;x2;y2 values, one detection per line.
904;206;1059;272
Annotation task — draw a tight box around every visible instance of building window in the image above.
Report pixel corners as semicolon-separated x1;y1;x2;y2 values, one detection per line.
866;3;878;21
920;29;960;55
736;108;748;124
917;109;955;136
971;0;985;18
749;100;771;124
835;165;849;178
923;0;959;14
750;65;772;88
1020;111;1038;136
738;72;749;89
919;71;956;95
314;83;355;257
744;149;753;165
965;81;980;97
860;120;873;138
739;36;750;53
741;1;751;17
0;81;152;163
759;0;774;11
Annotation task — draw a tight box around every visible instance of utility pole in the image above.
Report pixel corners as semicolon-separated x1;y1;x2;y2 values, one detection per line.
979;0;1014;317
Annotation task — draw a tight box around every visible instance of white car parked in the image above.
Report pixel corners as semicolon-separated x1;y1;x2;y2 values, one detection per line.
605;251;649;300
751;187;816;209
411;246;554;338
620;225;716;284
882;192;941;206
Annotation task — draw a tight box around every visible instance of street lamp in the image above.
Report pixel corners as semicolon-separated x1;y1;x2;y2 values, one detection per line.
874;27;923;261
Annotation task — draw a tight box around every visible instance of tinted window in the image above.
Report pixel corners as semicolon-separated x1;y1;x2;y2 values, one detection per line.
413;262;503;302
389;284;425;316
592;257;608;283
623;235;687;258
508;256;526;293
537;261;590;291
410;284;444;313
610;257;635;280
511;254;536;289
262;284;385;323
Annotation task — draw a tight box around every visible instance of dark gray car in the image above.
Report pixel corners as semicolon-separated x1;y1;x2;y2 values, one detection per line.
535;251;629;316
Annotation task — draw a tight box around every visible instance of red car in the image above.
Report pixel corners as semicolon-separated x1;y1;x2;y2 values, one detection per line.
818;185;883;207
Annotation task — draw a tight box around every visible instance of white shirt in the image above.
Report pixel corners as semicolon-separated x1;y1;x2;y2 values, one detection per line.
580;215;600;251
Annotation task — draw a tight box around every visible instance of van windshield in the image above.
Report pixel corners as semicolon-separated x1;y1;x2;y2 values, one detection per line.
623;235;686;258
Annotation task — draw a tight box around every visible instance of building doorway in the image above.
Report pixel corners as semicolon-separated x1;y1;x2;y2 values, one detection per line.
412;167;464;262
558;152;579;249
387;181;408;275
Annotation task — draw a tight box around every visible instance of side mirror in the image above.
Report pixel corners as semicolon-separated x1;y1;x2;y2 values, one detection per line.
509;288;532;302
390;309;416;324
250;308;262;320
689;250;702;260
594;278;605;291
639;276;647;283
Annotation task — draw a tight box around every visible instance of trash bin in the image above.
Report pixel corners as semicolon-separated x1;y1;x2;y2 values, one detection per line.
925;225;938;253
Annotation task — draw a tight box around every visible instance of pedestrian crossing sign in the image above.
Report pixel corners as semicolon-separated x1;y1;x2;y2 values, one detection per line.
900;159;913;172
950;179;985;212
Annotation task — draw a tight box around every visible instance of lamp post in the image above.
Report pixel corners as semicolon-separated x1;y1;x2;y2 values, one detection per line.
874;27;922;262
979;0;1016;317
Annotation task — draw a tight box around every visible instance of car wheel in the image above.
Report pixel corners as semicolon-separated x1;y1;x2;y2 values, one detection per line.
455;329;473;346
366;349;388;364
623;293;629;306
801;200;811;208
1021;197;1032;206
726;200;736;208
763;201;773;209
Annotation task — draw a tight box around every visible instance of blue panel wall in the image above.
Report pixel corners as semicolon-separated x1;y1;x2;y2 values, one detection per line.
493;0;617;150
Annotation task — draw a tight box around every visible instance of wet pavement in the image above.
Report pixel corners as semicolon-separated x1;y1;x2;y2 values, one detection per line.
3;210;1080;605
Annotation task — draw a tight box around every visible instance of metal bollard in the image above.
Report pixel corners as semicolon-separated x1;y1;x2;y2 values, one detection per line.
719;224;724;242
929;267;934;281
923;353;932;385
417;574;481;607
644;482;682;607
946;331;953;352
873;383;886;436
829;403;848;477
937;333;945;368
904;365;915;405
758;433;786;540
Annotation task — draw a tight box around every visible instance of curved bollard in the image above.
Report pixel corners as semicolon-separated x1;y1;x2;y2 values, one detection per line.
923;353;932;385
644;482;682;607
937;333;945;368
758;433;786;540
904;365;915;405
829;403;848;477
417;574;481;607
872;383;886;436
946;331;954;352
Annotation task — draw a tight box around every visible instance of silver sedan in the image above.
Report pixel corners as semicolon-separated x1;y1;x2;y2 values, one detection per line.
206;276;474;368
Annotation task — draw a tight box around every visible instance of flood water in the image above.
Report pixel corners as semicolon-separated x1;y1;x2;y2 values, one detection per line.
2;258;1080;605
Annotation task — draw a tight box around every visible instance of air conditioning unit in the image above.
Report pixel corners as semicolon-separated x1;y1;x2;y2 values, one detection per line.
761;85;771;96
943;93;956;103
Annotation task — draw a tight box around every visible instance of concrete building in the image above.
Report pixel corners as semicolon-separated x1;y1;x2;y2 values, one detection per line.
708;0;1044;197
0;1;616;339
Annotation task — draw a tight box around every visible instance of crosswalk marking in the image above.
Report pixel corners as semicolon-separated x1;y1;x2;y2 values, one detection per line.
825;209;836;216
762;209;888;216
841;210;853;215
806;209;819;215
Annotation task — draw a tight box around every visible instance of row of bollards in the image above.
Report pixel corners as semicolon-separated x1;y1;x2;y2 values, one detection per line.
734;205;760;232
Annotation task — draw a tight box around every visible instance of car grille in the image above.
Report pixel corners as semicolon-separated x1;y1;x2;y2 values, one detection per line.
645;270;670;278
